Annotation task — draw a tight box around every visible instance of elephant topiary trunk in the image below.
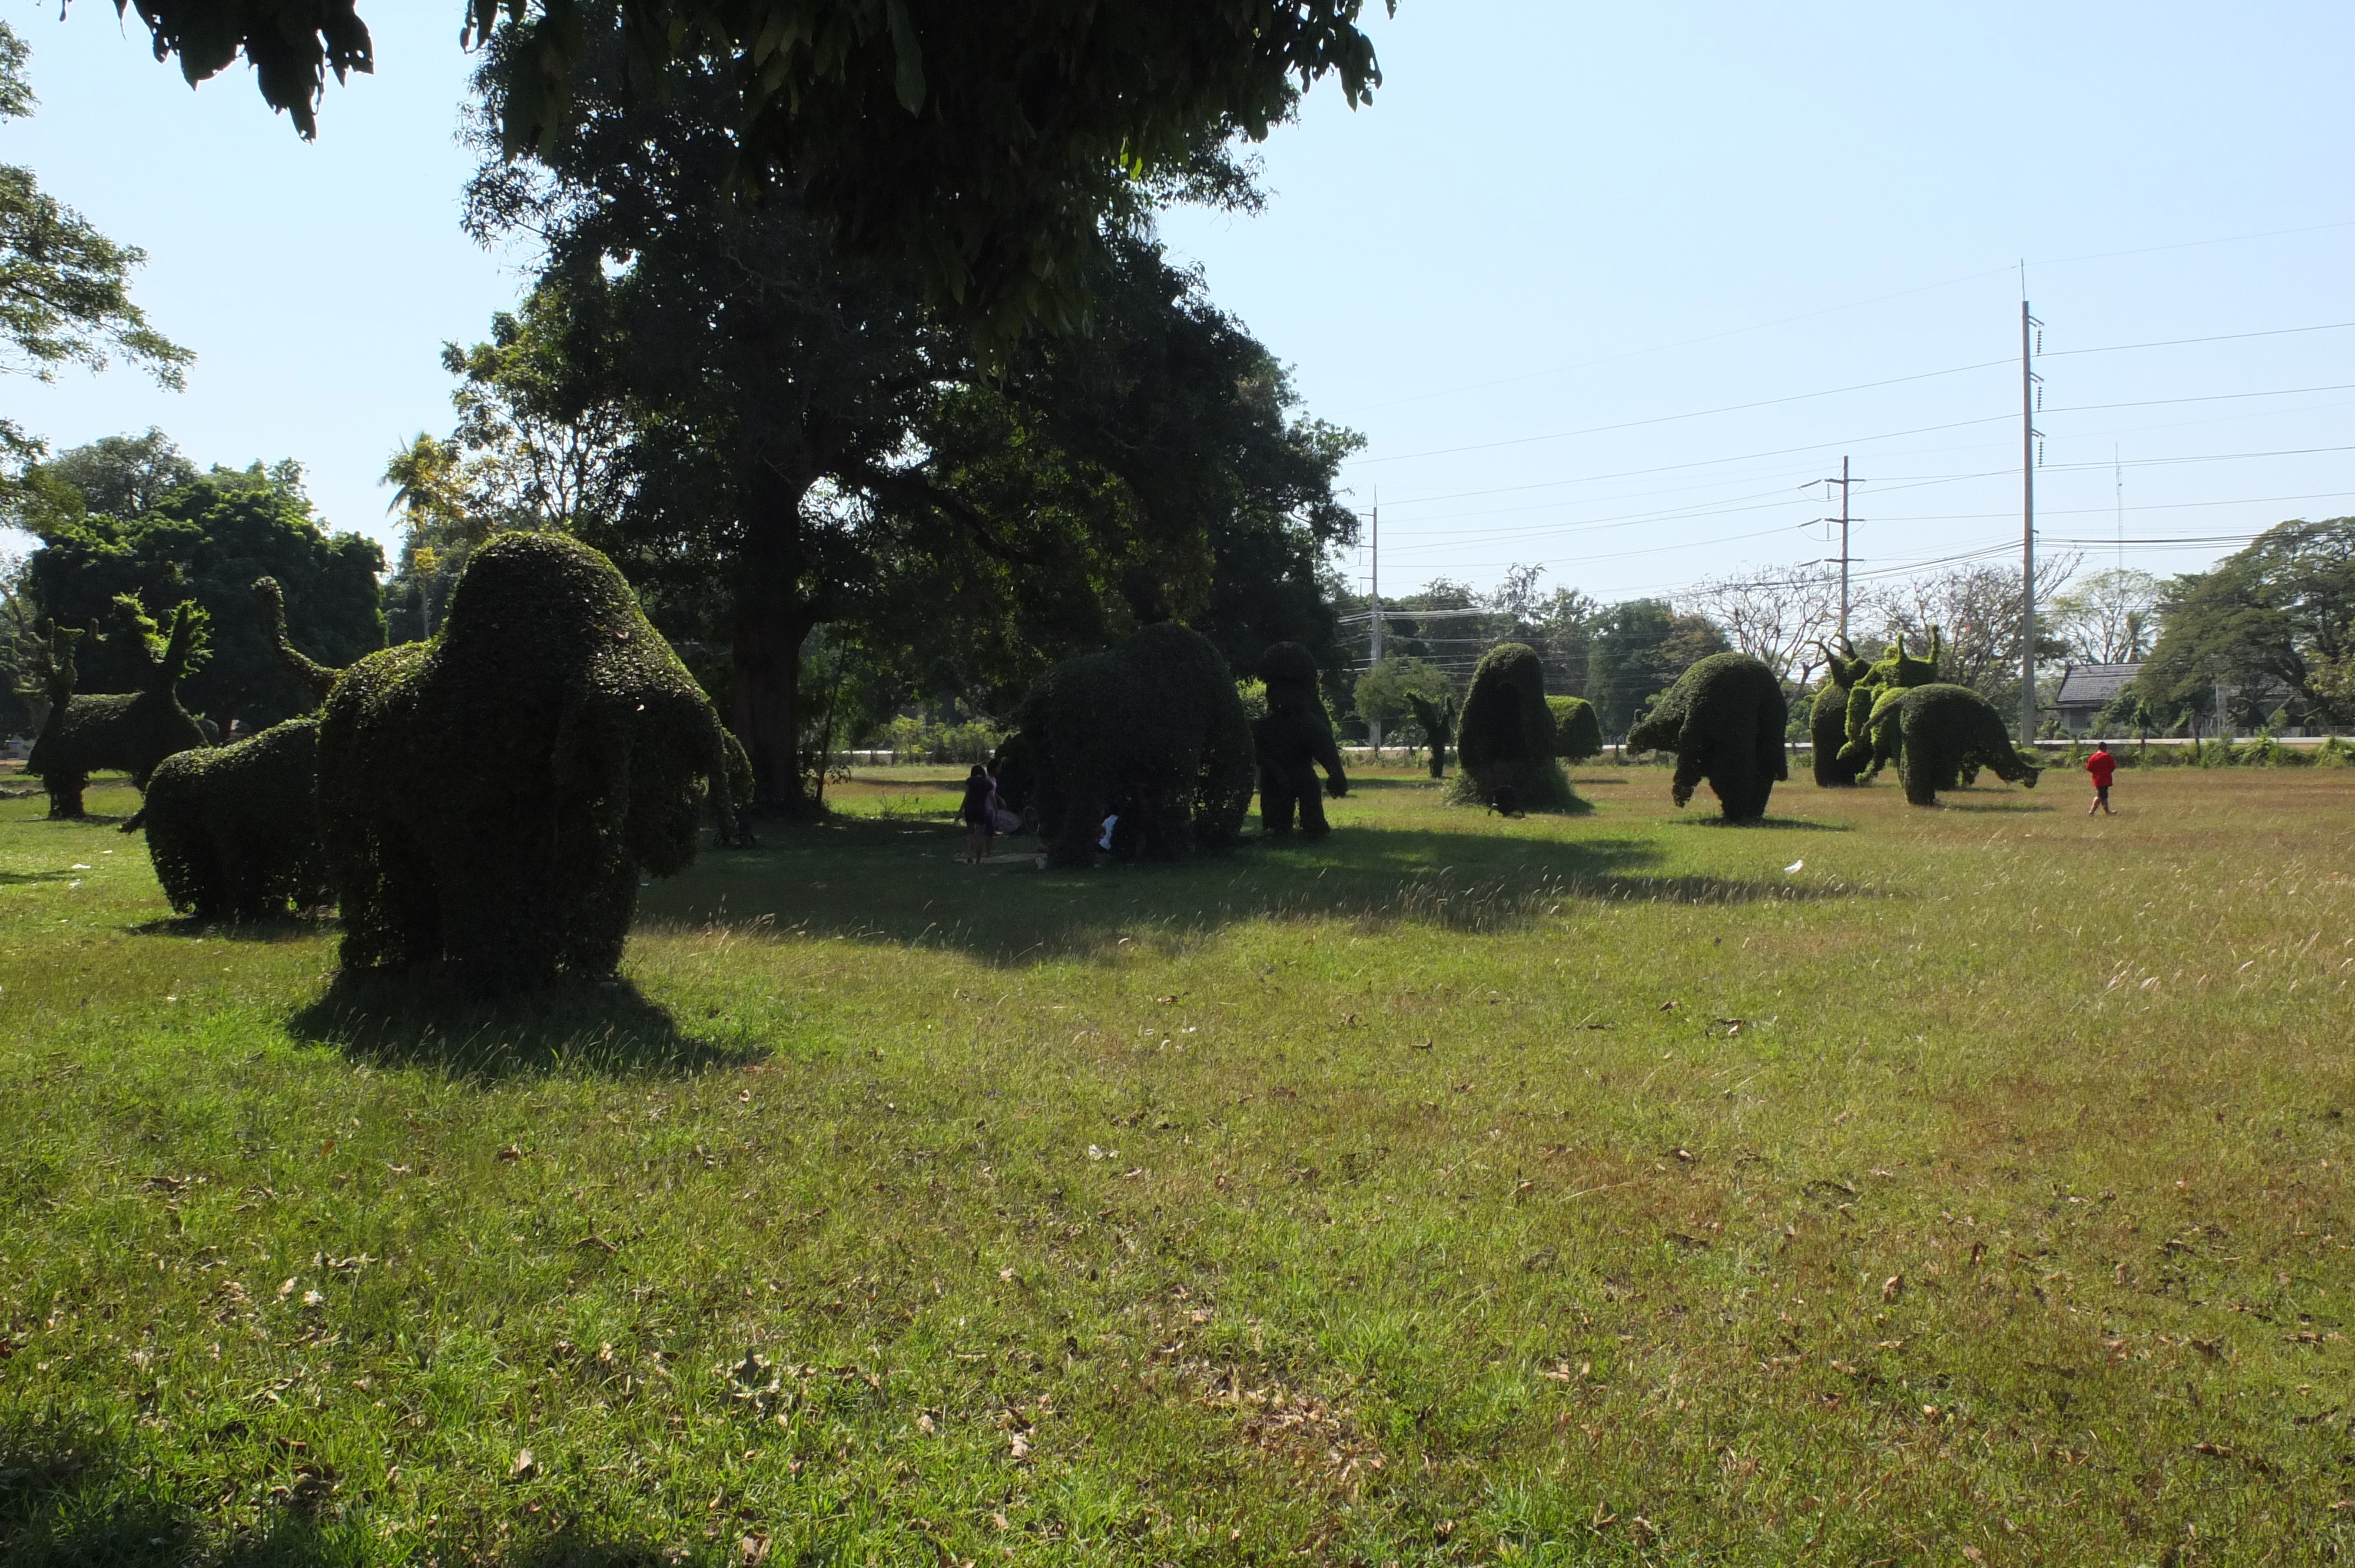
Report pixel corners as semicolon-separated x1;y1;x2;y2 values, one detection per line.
1255;640;1346;836
1855;683;2039;805
1016;621;1255;868
1448;643;1579;812
1624;652;1789;821
316;532;738;991
26;597;211;818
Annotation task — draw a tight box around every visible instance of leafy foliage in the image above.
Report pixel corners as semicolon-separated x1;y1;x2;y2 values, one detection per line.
1255;639;1345;837
21;442;384;730
95;1;1390;347
132;715;329;919
1015;622;1253;868
1584;600;1729;736
316;532;737;992
1853;683;2041;806
25;595;211;816
0;24;191;459
1624;652;1789;822
2140;519;2355;727
1545;694;1602;761
1809;637;1873;786
1352;655;1450;739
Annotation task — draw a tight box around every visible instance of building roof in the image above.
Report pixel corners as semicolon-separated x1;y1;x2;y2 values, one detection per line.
2054;663;2142;707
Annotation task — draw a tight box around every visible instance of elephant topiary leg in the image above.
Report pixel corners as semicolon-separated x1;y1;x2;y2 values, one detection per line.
1294;765;1331;838
1669;749;1706;808
1259;764;1298;835
45;774;87;819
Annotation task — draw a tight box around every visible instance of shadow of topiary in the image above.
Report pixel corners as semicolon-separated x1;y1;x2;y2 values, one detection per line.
287;969;761;1080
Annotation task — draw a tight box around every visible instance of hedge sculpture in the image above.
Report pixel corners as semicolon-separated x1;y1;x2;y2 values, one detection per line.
1014;621;1255;868
1407;692;1454;779
1448;643;1577;811
1810;639;1873;786
1625;652;1789;821
1842;627;1941;755
1853;682;2039;805
26;597;211;818
1255;640;1347;836
317;532;738;991
1547;694;1604;761
125;578;346;921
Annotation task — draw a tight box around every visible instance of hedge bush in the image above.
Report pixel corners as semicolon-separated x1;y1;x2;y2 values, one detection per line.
1810;639;1873;786
1545;694;1604;761
1448;643;1578;812
26;596;211;818
1254;640;1347;836
316;532;737;992
132;717;330;919
1016;621;1255;867
1624;652;1789;821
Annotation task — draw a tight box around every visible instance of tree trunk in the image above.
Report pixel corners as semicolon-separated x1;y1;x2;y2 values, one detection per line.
729;481;822;813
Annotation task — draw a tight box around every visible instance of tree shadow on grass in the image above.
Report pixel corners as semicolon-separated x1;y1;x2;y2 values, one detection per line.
1931;798;2057;813
288;969;763;1081
644;815;1868;967
0;1413;690;1566
1666;815;1853;832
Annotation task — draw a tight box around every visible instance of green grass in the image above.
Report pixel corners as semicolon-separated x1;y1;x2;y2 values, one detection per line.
1;761;2349;1566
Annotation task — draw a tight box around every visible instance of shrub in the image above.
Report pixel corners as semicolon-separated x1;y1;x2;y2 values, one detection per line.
316;532;738;992
1016;621;1255;866
1448;643;1579;812
131;717;329;919
2314;735;2351;769
1255;640;1347;836
1855;683;2039;806
1810;639;1873;786
25;596;211;818
1408;692;1455;779
1546;694;1604;761
1624;652;1789;821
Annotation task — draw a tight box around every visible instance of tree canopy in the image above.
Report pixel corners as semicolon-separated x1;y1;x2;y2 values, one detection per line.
86;0;1391;346
2139;518;2355;727
0;22;190;460
445;5;1359;807
18;434;384;730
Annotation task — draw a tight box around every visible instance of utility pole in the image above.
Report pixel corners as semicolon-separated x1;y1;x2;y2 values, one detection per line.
2019;295;2044;746
1815;456;1858;640
1367;498;1382;756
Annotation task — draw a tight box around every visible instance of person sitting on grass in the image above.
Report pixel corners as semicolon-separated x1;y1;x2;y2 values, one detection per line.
960;763;998;862
2086;739;2118;817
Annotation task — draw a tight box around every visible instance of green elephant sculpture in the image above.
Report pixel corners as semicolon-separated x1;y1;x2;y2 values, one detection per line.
1841;627;1941;758
1626;652;1789;821
1017;621;1255;868
1853;683;2040;805
316;532;738;991
26;597;211;819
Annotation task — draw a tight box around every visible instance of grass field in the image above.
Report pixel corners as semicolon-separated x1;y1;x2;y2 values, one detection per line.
1;760;2349;1566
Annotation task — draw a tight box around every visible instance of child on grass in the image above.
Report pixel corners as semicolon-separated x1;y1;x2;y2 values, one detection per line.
2086;740;2117;816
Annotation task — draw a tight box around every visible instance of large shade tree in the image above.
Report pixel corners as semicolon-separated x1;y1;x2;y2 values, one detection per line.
2140;519;2355;727
82;0;1390;346
452;5;1358;809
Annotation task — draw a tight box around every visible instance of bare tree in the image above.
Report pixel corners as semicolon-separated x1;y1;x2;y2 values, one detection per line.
1864;552;2081;707
1686;563;1843;688
2049;567;2161;664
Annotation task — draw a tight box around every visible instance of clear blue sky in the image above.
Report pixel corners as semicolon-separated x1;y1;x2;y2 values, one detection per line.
8;1;2353;612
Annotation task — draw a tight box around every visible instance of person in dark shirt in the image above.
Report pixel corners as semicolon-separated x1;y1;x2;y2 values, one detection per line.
960;764;998;862
2085;740;2117;816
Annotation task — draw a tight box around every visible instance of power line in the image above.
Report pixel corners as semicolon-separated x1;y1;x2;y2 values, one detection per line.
2044;320;2355;357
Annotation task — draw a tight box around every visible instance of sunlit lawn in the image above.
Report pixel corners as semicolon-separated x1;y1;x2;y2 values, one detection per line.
0;758;2348;1565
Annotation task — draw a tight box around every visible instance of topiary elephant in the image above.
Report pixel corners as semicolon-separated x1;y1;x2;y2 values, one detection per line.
1842;627;1941;758
124;578;347;921
1809;637;1873;786
1854;683;2040;805
1255;640;1346;836
316;532;738;992
1625;652;1789;822
26;597;211;819
1448;642;1578;812
1017;621;1255;868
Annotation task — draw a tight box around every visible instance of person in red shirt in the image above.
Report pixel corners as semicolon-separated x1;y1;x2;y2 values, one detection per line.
2085;740;2118;816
